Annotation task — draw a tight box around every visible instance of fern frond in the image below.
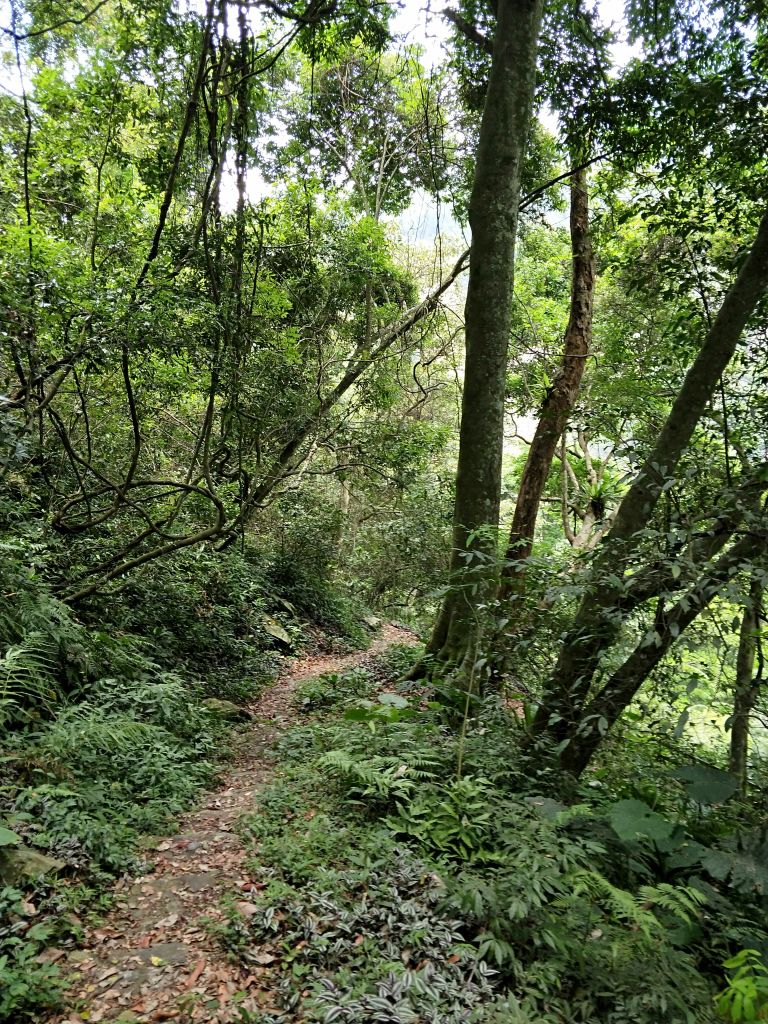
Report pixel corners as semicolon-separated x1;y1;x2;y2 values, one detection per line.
33;707;161;757
0;631;61;724
636;882;706;924
319;749;439;800
555;870;661;937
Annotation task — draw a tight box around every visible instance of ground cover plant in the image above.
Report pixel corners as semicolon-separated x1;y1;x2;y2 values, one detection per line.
217;660;768;1023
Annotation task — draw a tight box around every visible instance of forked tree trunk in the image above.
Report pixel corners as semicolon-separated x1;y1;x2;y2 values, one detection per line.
729;579;764;793
499;161;594;598
426;0;544;683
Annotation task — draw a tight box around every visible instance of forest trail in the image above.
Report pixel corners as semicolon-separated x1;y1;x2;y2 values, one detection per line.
48;624;416;1024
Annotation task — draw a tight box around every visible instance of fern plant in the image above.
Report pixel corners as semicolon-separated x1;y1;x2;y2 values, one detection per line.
554;872;706;936
319;748;440;802
0;632;61;726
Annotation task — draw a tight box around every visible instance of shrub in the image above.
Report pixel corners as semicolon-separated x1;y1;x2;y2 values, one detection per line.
293;667;374;711
0;885;65;1021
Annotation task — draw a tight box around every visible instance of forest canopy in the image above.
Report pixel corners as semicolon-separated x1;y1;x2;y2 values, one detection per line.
1;0;768;1021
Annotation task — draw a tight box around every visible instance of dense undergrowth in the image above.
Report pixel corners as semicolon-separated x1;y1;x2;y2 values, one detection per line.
219;652;768;1024
0;496;370;1022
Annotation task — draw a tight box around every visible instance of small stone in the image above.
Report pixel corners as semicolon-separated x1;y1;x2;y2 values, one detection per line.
136;943;189;967
201;698;251;721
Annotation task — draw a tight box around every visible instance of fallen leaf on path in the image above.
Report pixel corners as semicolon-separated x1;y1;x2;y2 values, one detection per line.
96;967;121;982
185;958;206;988
36;946;66;964
235;901;259;917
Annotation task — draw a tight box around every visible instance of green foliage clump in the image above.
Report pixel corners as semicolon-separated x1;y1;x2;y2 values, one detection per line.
293;667;374;711
388;774;500;863
265;492;368;646
225;854;497;1023
0;885;65;1021
223;667;768;1023
0;525;228;1020
10;683;218;872
88;546;281;704
717;949;768;1022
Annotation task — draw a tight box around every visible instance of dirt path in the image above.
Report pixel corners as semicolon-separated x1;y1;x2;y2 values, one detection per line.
50;625;415;1024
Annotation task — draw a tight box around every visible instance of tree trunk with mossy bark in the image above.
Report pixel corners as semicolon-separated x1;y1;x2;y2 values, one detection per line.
425;0;544;686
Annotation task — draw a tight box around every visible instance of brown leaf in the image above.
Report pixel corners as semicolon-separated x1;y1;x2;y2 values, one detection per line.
96;967;121;983
185;958;206;989
235;901;259;917
36;946;66;964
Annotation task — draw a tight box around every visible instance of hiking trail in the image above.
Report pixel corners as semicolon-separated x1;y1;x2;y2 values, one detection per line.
48;624;416;1024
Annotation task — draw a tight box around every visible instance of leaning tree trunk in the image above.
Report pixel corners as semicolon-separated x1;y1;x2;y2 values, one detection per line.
500;160;594;598
532;206;768;745
557;530;768;777
426;0;544;684
729;579;764;794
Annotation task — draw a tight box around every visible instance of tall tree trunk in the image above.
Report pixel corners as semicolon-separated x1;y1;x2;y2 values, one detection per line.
499;161;594;597
532;207;768;745
729;579;764;794
426;0;544;682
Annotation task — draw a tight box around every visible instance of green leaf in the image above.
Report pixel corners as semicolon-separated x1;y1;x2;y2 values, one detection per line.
0;826;21;847
377;692;408;708
671;764;739;804
607;799;678;846
343;707;375;721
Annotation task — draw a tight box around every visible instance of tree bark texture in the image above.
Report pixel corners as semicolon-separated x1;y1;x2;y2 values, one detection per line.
427;0;544;676
532;206;768;743
729;579;764;793
500;163;594;597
